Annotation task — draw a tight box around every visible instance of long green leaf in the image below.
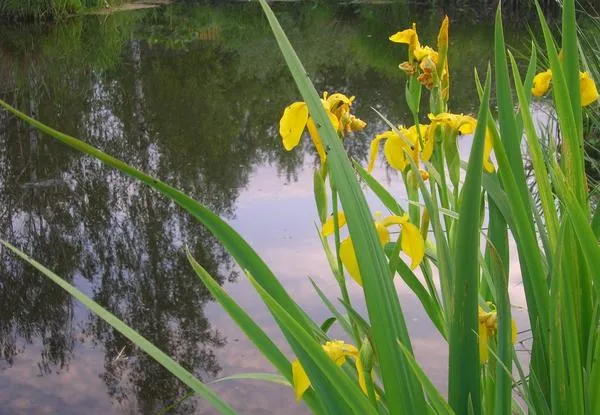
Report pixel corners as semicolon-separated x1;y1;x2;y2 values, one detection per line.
494;3;530;212
486;215;512;415
209;373;290;387
508;51;559;250
257;1;427;412
0;240;237;415
397;342;454;415
534;0;586;206
447;66;491;415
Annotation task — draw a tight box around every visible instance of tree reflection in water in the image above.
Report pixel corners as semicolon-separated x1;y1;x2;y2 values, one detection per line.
0;3;510;412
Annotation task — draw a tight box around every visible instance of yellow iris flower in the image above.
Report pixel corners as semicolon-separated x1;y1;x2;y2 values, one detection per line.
389;17;449;92
426;112;495;173
279;92;366;163
478;305;517;364
367;124;428;173
389;23;438;65
291;340;371;400
532;69;599;106
322;212;425;286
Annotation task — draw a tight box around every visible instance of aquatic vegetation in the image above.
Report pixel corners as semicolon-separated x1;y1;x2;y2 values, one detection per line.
0;0;122;21
1;0;600;414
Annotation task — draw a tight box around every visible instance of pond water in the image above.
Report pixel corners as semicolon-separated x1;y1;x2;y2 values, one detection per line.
0;3;533;414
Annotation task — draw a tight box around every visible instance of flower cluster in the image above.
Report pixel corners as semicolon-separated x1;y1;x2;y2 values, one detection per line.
390;16;449;95
279;92;366;163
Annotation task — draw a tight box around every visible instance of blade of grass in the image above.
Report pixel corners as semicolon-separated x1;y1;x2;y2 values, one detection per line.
494;4;531;213
508;50;559;250
447;66;491;415
534;0;586;206
354;161;404;216
397;341;455;415
209;373;290;387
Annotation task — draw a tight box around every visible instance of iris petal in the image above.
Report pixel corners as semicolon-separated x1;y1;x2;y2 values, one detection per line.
279;102;309;151
340;237;362;286
292;359;311;400
383;132;409;172
532;70;553;97
580;71;599;106
479;324;489;364
322;212;347;237
400;221;425;269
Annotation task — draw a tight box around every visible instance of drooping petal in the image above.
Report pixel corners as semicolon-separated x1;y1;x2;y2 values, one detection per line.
375;222;391;245
339;237;362;286
580;71;599;106
422;124;436;161
306;117;328;163
280;102;309;151
479;324;489;364
483;129;495;173
367;133;388;173
456;115;477;135
532;70;553;97
355;353;368;395
511;320;517;345
292;359;311;400
383;132;410;172
322;212;347;237
400;221;425;269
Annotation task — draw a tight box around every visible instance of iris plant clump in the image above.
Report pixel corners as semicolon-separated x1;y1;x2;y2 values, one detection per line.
1;0;600;414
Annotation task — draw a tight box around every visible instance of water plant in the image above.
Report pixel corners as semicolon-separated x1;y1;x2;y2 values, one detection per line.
1;0;599;413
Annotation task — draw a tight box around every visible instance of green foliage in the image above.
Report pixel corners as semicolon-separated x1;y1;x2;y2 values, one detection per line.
0;0;81;21
1;0;599;413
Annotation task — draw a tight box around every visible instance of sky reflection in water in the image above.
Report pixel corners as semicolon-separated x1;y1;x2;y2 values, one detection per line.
0;3;531;413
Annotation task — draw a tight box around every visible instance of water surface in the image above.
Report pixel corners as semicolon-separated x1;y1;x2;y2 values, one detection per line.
0;3;531;413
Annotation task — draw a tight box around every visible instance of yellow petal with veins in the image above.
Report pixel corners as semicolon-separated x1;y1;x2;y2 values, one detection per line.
355;353;368;395
389;28;417;44
383;132;410;172
414;45;438;62
322;212;347;237
580;71;599;106
279;102;308;151
292;359;310;400
483;130;495;173
400;221;425;269
367;133;388;173
532;70;552;97
479;323;489;364
323;340;357;365
512;320;517;345
339;237;362;286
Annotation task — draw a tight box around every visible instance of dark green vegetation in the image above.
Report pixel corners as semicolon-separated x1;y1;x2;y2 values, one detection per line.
0;0;580;22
